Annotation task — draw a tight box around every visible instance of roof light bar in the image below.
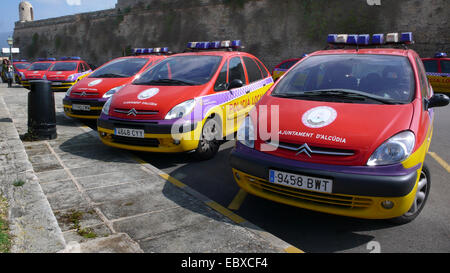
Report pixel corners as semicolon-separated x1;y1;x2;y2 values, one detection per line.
372;34;385;45
187;40;242;50
435;52;448;58
327;32;413;46
133;47;170;54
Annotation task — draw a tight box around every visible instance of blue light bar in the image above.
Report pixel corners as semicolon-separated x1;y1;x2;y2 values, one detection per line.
12;59;19;62
187;40;242;50
435;52;448;58
209;41;221;49
37;58;46;61
21;59;27;62
143;48;153;54
327;34;337;43
231;40;241;47
47;58;56;61
347;35;358;45
60;56;69;60
70;56;81;60
372;34;385;45
161;47;169;53
197;42;209;49
400;32;413;44
357;34;370;45
135;48;144;54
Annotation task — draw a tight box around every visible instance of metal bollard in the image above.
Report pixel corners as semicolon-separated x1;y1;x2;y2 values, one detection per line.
28;80;57;140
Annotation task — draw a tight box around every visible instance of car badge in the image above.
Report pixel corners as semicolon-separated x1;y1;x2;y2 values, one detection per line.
88;79;103;86
295;143;313;157
302;106;337;128
127;108;138;116
80;91;87;96
138;88;159;100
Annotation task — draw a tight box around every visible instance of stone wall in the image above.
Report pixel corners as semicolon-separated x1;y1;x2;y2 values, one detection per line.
14;0;450;70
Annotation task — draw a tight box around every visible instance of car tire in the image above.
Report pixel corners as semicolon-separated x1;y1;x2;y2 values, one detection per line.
193;116;222;161
388;163;430;225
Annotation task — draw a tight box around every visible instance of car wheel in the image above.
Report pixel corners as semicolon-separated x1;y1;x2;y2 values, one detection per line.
389;163;430;225
193;116;222;160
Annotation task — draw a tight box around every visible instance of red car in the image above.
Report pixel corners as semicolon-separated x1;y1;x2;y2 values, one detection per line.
272;57;305;81
63;49;169;119
422;52;450;94
12;59;31;84
97;41;273;160
21;58;56;89
46;57;92;91
230;33;449;223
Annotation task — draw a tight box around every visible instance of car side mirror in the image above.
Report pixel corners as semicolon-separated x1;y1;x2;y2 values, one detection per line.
228;79;243;90
427;93;450;109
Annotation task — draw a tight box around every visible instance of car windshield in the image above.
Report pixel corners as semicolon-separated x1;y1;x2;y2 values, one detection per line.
28;62;52;71
89;58;149;78
133;55;222;86
50;62;77;71
272;54;415;104
14;63;31;69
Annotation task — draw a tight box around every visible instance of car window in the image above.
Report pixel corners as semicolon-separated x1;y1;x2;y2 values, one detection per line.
50;62;77;71
422;60;439;73
90;58;149;78
228;57;246;84
214;61;228;91
272;54;415;104
134;55;222;86
441;60;450;73
14;63;31;69
254;58;269;78
243;57;263;83
415;57;430;99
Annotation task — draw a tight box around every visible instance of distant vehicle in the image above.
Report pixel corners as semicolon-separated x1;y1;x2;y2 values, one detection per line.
63;48;170;119
45;57;92;91
422;52;449;94
230;33;449;224
12;59;31;84
97;41;273;160
20;58;56;89
272;56;305;81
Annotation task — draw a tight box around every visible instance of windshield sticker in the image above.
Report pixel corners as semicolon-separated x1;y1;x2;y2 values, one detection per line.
302;106;337;128
138;88;159;100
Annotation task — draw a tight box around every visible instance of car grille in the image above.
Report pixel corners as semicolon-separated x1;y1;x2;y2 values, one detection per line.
244;174;372;209
266;141;355;156
72;92;100;96
113;108;159;116
111;135;160;147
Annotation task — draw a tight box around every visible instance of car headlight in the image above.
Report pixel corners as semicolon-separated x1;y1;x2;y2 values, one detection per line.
164;99;195;120
237;115;255;148
367;131;415;166
102;97;113;115
19;72;25;79
65;85;74;97
103;85;125;98
67;74;76;82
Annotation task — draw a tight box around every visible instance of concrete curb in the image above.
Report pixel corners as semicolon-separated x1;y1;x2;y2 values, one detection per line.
0;86;66;253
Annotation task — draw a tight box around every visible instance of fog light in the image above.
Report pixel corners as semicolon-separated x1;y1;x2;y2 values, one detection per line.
235;172;241;180
381;200;394;209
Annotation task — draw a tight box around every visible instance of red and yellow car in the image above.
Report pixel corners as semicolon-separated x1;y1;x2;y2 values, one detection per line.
12;59;31;84
97;41;273;160
63;50;169;119
21;58;56;89
272;56;305;82
422;52;450;94
230;33;449;223
46;57;92;91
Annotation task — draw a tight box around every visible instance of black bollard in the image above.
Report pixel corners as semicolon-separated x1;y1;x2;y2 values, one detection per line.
28;80;57;140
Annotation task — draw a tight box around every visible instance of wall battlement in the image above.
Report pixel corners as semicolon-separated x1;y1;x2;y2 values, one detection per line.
13;0;450;69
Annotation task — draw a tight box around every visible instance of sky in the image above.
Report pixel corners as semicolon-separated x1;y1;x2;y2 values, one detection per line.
0;0;117;48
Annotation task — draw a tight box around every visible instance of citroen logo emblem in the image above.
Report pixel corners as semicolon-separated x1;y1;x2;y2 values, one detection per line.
295;143;313;157
127;108;138;116
80;91;87;97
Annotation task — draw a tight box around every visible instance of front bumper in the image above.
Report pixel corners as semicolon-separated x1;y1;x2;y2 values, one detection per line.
49;81;76;91
97;115;201;153
63;97;105;119
230;143;421;219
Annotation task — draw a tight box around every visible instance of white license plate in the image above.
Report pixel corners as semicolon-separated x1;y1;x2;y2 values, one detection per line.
52;82;62;85
114;128;145;138
72;104;91;111
269;170;333;193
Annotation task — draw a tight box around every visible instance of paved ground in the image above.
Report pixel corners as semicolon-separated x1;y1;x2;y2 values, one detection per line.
0;83;295;253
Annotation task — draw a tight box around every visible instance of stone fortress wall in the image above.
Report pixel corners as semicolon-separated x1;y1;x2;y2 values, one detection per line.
13;0;450;70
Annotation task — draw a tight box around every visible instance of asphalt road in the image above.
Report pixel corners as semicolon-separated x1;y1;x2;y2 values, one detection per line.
82;104;450;253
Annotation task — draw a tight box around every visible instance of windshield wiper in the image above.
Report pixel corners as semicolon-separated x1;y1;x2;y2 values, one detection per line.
137;78;196;86
93;73;129;78
274;89;398;104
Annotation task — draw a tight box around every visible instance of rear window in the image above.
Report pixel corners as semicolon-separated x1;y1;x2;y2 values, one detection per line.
272;54;415;104
50;62;77;71
422;60;439;73
90;58;149;78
